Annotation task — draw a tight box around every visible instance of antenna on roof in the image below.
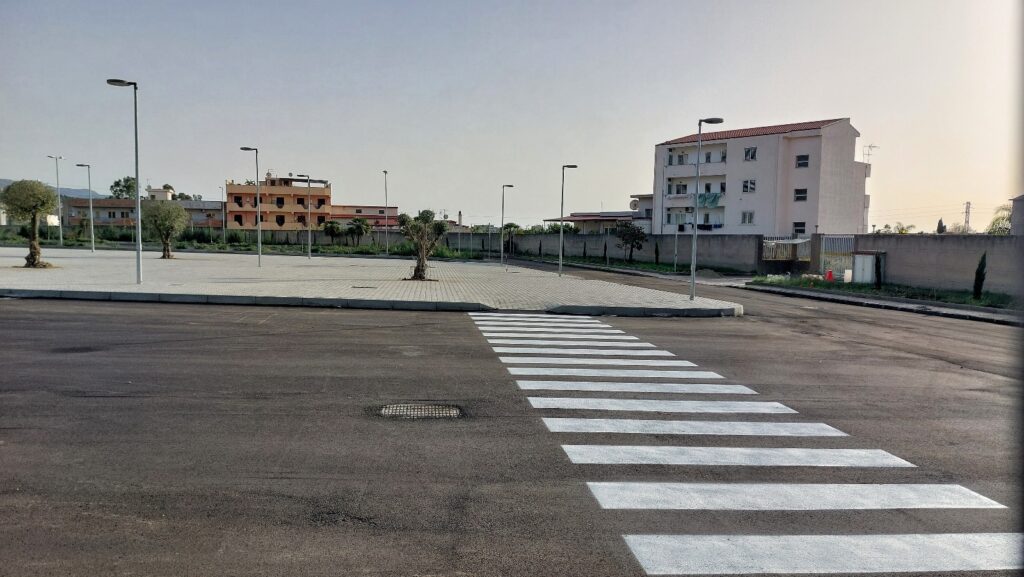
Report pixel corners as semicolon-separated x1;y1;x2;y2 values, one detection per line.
863;144;879;164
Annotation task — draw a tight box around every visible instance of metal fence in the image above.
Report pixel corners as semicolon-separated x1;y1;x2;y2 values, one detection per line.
762;235;811;261
819;234;855;274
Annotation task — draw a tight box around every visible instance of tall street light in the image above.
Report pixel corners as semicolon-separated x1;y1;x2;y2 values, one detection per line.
382;170;389;255
106;78;142;284
558;164;577;276
296;173;312;258
75;163;95;252
240;147;261;267
690;117;723;300
46;155;64;246
500;184;513;270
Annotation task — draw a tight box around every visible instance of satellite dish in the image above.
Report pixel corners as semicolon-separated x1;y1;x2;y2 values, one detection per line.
629;199;639;210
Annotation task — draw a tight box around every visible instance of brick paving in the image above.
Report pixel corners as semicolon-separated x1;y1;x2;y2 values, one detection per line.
0;248;741;315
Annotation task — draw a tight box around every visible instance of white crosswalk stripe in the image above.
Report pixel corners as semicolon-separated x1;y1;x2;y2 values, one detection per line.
478;327;625;333
561;445;915;467
473;318;604;324
508;368;723;379
483;332;637;339
475;322;613;328
529;397;795;414
500;357;696;367
488;339;656;347
588;482;1006;510
494;347;674;356
470;313;593;319
623;533;1023;575
542;418;844;436
520;381;756;394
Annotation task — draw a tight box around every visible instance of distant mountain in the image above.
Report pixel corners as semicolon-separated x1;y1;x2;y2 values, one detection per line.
0;178;109;199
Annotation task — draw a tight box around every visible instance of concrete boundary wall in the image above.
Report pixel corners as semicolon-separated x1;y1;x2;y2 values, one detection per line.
853;234;1022;296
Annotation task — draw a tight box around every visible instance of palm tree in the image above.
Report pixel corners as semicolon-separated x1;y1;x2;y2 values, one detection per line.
323;220;343;245
346;218;371;246
986;204;1012;235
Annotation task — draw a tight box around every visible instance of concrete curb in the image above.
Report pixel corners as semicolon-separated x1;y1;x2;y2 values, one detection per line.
0;288;493;313
743;284;1023;327
510;257;751;285
0;287;739;317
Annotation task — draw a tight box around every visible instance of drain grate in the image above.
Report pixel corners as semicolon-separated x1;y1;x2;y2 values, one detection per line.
378;403;464;419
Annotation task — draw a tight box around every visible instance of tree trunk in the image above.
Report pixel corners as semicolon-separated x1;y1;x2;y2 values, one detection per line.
628;245;634;262
25;211;44;268
162;236;173;259
412;248;428;280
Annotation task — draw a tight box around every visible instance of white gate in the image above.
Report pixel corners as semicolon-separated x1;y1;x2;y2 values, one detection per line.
819;234;855;275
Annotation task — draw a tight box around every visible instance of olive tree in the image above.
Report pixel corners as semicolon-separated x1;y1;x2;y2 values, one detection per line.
142;200;189;259
0;180;58;268
398;210;448;280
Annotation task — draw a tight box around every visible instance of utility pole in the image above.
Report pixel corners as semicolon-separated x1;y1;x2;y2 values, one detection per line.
963;201;971;231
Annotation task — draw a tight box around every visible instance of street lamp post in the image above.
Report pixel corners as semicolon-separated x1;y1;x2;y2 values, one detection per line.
240;147;261;267
106;78;142;284
500;184;513;270
383;170;389;255
296;174;312;258
75;163;95;252
47;155;64;246
558;164;577;276
690;117;723;300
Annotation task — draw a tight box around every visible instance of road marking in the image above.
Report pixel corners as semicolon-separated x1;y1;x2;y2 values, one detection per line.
543;418;845;436
530;398;794;413
520;381;755;394
508;368;723;379
488;339;656;347
562;445;915;467
483;332;637;340
588;482;1005;510
473;318;604;324
494;347;674;357
478;327;625;333
470;313;594;319
500;357;696;367
622;533;1023;574
475;322;613;328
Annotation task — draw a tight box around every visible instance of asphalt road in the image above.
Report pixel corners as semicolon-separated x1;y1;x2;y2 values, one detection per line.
0;284;1019;575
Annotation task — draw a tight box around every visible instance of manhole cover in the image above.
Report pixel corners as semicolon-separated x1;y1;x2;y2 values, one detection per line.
378;403;463;419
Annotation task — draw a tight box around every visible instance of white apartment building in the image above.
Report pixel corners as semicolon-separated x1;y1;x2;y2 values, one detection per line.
652;118;870;236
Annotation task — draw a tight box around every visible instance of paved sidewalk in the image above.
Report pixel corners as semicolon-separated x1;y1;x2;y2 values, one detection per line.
0;248;742;316
745;284;1022;326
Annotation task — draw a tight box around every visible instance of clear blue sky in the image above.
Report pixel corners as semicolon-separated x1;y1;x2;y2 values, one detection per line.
0;0;1018;229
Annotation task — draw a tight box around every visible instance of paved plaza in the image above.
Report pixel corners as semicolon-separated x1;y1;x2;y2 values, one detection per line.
0;247;741;315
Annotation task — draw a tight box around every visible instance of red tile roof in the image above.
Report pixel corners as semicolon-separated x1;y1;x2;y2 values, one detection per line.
660;118;846;145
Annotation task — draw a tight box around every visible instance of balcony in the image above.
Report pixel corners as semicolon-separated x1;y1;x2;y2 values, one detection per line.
664;160;727;178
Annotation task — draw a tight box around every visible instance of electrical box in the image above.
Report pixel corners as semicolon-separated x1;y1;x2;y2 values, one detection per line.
852;251;886;284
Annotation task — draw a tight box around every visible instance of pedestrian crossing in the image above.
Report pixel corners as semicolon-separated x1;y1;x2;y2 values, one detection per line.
468;311;1022;575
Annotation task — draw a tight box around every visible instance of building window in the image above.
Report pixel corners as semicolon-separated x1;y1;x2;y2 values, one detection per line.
234;196;243;207
665;209;672;224
317;199;325;208
645;208;652;217
297;197;305;207
796;154;809;168
355;209;362;214
793;221;806;235
108;211;116;218
317;215;326;225
744;147;757;161
742;179;756;193
741;211;754;225
794;188;808;202
704;151;712;163
667;152;674;166
681;153;689;165
297;214;306;224
674;183;687;195
704;182;712;193
234;214;243;225
275;215;285;227
378;209;385;214
719;182;726;194
120;211;129;218
275;197;284;208
721;149;727;163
